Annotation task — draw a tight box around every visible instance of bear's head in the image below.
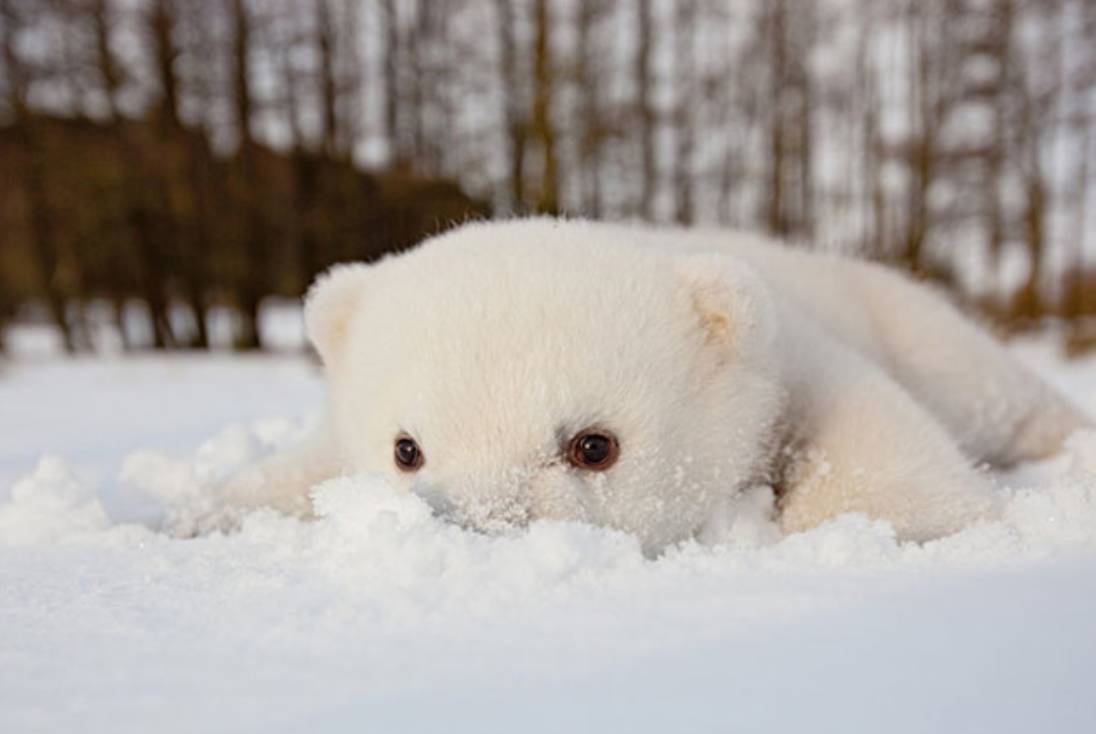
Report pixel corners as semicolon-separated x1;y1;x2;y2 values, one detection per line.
305;220;785;551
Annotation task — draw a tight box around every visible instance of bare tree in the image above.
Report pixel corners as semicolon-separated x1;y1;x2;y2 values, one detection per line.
855;1;887;256
315;0;339;157
144;0;198;348
761;0;789;236
1063;0;1095;320
530;0;559;214
981;0;1014;302
897;0;956;272
1011;4;1060;319
494;0;527;212
380;0;404;165
672;0;697;225
755;0;815;239
575;0;606;218
230;0;266;349
1;0;76;352
634;0;655;219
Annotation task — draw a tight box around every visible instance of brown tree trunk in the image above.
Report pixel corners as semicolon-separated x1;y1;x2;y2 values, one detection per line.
672;0;696;225
2;0;76;353
901;4;936;274
576;0;604;218
230;0;264;350
154;0;214;348
381;0;403;166
1064;77;1091;319
765;0;789;237
635;0;655;220
495;0;527;212
24;153;77;353
131;217;174;350
856;8;886;256
315;0;339;158
531;0;558;215
794;5;815;241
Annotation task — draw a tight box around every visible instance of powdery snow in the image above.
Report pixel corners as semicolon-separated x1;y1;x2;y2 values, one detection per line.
1;338;1095;733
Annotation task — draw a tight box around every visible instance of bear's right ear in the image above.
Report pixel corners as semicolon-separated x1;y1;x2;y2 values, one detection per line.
304;263;372;365
674;253;778;364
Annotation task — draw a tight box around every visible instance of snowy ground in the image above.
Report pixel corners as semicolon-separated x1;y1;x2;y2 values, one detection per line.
2;329;1096;733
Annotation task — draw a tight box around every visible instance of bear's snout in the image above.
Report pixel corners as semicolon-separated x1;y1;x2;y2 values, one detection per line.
411;474;535;533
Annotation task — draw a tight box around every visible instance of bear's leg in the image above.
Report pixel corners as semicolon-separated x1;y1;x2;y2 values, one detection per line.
169;433;342;535
778;330;1001;541
215;435;342;516
855;265;1090;466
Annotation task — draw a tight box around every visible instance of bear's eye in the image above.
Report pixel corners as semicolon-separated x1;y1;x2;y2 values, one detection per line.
567;430;619;471
394;435;424;472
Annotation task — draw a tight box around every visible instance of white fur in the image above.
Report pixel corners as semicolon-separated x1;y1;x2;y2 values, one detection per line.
224;218;1090;552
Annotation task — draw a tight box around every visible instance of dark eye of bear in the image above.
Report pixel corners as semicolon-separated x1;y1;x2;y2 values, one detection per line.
568;430;619;471
394;436;424;471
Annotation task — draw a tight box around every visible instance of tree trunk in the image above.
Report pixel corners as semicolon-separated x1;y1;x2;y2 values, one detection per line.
495;0;527;212
382;0;402;165
236;291;263;352
764;0;789;237
315;0;339;157
635;0;655;219
230;0;265;350
2;0;76;353
531;0;559;215
576;0;604;218
672;0;696;225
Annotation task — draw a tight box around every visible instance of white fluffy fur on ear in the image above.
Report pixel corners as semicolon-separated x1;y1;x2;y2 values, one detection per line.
304;262;372;364
675;253;778;360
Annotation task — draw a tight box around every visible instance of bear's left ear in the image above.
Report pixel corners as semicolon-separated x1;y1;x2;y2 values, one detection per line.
304;262;373;365
674;253;778;362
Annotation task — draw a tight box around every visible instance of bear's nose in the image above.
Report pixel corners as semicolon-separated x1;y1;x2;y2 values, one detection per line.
411;472;534;532
455;495;532;532
410;481;458;517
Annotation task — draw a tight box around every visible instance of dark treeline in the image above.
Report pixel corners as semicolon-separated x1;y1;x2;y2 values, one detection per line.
1;0;1095;353
0;0;487;352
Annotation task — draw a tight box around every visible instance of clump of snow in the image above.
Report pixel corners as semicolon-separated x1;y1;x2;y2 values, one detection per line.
57;419;1092;572
0;457;109;545
1;343;1094;733
4;416;1095;610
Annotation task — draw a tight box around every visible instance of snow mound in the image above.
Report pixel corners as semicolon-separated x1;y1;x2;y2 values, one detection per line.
6;425;1096;569
0;456;110;545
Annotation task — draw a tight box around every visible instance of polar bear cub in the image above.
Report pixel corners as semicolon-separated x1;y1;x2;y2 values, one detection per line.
222;219;1089;552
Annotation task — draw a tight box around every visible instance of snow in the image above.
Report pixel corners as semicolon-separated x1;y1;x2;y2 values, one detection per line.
2;335;1096;733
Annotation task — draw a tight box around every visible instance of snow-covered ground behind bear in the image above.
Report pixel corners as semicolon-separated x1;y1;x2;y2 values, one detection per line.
2;320;1096;733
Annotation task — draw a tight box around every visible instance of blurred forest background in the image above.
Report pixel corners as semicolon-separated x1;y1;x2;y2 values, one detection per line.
1;0;1094;354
